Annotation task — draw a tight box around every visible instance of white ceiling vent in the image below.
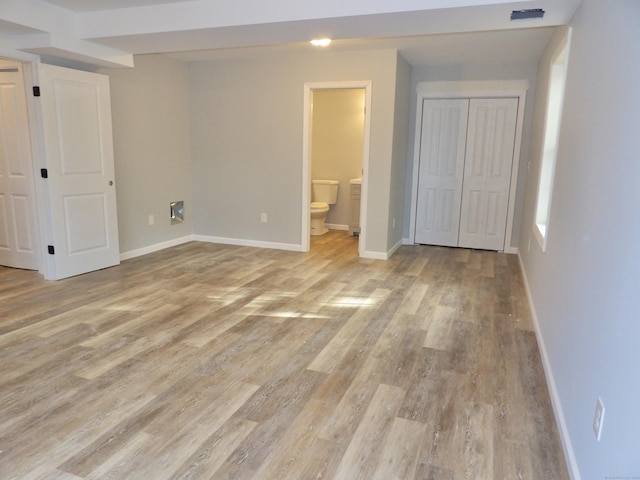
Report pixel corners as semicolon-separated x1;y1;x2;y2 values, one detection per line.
510;8;545;21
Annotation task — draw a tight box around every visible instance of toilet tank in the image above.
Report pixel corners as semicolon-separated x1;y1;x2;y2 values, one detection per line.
312;180;339;205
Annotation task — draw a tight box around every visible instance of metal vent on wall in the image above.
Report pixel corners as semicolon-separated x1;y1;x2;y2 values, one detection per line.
510;8;545;20
170;201;184;225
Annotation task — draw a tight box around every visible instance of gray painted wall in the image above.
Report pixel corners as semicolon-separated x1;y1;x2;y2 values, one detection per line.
102;54;192;254
388;54;412;250
188;50;400;255
519;1;640;477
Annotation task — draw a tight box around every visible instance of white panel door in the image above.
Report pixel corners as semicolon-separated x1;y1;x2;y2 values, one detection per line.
0;64;39;270
458;98;518;251
414;98;469;246
39;64;119;280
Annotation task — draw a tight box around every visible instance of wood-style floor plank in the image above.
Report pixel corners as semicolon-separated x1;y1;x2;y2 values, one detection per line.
0;231;569;479
332;383;406;479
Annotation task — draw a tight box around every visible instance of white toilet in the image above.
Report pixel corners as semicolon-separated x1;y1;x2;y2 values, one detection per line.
310;179;339;235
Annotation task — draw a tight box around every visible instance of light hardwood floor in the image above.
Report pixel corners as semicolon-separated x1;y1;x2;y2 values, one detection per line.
0;231;569;479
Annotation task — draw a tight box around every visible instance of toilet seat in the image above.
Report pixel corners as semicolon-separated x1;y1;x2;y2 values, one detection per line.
310;202;329;212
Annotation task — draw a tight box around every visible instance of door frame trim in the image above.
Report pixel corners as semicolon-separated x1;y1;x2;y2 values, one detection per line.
409;80;528;253
302;81;372;255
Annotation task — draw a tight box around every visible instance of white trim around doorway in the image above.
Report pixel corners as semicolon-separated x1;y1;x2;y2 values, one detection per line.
302;81;372;256
408;80;528;254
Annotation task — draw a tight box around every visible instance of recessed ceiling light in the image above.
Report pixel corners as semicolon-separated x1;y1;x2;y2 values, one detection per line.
310;38;332;47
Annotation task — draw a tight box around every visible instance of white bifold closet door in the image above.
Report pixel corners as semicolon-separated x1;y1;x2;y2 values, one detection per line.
414;97;518;251
414;98;469;247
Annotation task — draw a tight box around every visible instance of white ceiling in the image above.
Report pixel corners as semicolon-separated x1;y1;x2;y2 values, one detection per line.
0;0;581;68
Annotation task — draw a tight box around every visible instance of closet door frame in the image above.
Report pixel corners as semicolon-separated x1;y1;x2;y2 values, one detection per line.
409;80;528;253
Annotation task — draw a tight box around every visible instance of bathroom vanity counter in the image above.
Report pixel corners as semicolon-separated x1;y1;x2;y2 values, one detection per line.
349;178;361;236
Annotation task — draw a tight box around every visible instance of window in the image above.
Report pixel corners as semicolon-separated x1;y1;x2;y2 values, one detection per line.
534;31;571;250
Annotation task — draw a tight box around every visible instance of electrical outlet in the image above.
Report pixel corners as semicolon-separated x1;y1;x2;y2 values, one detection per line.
261;213;267;223
593;397;605;441
148;214;154;226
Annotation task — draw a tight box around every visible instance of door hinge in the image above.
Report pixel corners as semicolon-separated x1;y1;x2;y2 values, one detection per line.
33;86;41;97
40;168;48;178
47;245;55;255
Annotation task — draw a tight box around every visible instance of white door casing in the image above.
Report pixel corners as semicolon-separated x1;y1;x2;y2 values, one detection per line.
414;97;518;250
38;63;119;280
0;62;39;270
458;98;518;251
302;81;372;256
409;80;527;253
414;98;469;247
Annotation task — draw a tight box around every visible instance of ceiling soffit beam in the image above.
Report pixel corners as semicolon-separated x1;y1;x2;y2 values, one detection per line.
14;32;134;68
77;0;579;41
81;3;578;55
76;0;529;38
0;0;133;67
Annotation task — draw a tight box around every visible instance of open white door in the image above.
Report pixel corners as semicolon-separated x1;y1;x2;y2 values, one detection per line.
38;64;119;280
0;62;40;270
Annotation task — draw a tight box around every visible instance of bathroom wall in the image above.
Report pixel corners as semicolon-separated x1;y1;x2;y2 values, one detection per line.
311;88;365;229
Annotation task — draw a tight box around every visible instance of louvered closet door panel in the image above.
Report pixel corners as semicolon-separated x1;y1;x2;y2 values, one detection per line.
414;98;469;246
458;98;518;251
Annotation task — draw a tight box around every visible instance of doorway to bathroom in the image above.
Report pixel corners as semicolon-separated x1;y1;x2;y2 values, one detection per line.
302;81;372;256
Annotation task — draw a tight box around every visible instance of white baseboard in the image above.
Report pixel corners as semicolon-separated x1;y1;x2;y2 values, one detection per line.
360;250;387;260
402;237;519;255
325;223;348;231
388;238;403;257
517;253;581;480
121;232;397;262
192;234;304;252
360;239;403;260
120;235;192;261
